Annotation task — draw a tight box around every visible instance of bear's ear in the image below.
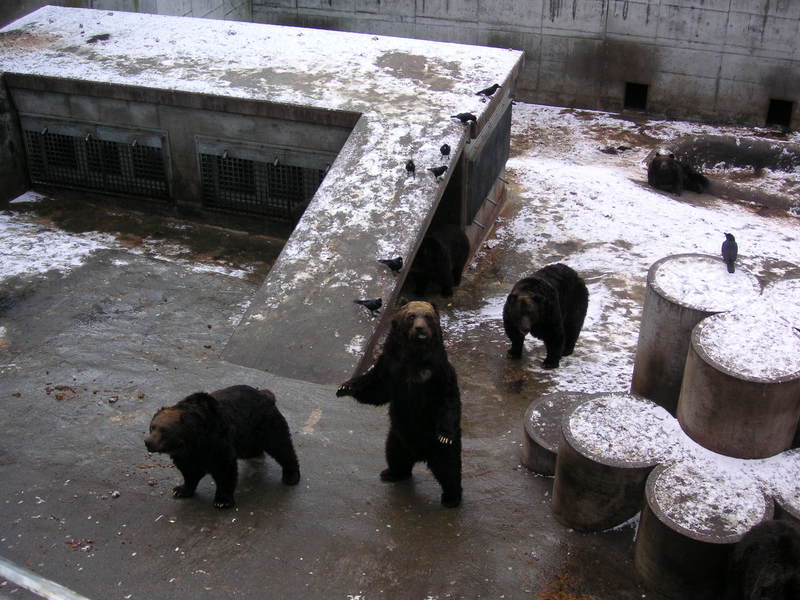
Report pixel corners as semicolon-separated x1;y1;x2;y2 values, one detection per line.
398;296;409;307
429;302;439;317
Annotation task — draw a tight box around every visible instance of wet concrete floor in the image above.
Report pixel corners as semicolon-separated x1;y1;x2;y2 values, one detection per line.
0;204;657;600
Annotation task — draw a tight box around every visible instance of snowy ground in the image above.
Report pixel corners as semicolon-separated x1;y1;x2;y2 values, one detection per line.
443;103;800;400
2;103;799;399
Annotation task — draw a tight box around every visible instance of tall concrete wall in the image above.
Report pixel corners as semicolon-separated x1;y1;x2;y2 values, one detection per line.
1;0;250;28
252;1;800;127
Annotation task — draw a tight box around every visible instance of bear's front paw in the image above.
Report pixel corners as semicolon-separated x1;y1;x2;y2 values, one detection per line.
506;348;522;359
542;358;560;369
336;382;353;397
282;469;301;486
172;485;195;498
437;433;454;445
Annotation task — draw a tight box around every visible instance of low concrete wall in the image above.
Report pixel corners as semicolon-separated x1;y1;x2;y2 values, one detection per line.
252;1;800;128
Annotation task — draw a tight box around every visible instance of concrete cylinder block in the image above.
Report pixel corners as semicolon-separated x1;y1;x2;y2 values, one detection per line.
520;392;594;476
630;254;761;415
635;462;771;600
551;393;678;532
677;311;800;459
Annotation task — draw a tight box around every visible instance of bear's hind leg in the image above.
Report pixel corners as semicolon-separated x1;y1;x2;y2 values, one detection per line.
209;455;238;509
427;447;462;508
381;430;414;482
263;416;301;486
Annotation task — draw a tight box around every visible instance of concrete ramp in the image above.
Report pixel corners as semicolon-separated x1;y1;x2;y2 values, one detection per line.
0;7;523;385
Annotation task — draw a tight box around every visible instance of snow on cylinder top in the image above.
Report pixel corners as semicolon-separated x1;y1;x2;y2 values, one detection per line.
762;278;800;325
693;310;800;381
651;461;767;539
566;393;683;466
650;254;761;313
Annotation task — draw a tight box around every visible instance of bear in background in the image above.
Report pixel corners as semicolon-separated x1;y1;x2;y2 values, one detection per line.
144;385;300;508
503;263;588;369
647;149;709;196
724;519;800;600
337;300;462;508
408;224;470;297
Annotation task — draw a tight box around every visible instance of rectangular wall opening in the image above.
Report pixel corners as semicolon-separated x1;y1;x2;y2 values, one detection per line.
766;98;793;128
624;82;649;111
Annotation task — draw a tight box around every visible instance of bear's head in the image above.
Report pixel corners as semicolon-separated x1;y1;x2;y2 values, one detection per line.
649;151;678;172
393;300;442;345
506;280;557;329
144;407;184;454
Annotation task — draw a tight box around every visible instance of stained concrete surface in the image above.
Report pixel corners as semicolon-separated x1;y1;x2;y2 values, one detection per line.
0;245;652;600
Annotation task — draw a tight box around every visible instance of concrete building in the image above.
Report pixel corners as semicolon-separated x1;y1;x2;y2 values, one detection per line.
2;1;797;127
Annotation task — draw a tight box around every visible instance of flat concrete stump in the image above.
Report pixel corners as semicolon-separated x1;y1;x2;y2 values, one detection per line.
635;462;771;600
678;310;800;459
630;254;760;414
520;392;592;476
552;393;674;532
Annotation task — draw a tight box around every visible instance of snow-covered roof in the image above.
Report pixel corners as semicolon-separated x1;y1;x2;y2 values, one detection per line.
0;6;523;383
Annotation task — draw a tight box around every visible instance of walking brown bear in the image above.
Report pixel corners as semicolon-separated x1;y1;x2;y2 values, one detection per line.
144;385;300;508
336;300;462;508
503;263;588;369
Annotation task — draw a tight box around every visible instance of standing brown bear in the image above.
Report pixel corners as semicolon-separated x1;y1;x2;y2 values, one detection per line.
336;300;462;508
503;264;588;369
144;385;300;509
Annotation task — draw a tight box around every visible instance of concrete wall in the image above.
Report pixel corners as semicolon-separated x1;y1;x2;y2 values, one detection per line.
1;0;250;28
251;0;800;127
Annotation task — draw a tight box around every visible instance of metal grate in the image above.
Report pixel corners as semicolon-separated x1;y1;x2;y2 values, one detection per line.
200;153;325;222
23;126;170;200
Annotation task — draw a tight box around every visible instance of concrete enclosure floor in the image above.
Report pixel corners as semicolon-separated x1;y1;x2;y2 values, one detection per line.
2;105;799;600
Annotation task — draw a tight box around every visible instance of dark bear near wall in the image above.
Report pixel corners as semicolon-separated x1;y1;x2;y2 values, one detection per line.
337;300;462;508
408;224;470;297
503;263;589;369
724;519;800;600
647;150;709;196
144;385;300;509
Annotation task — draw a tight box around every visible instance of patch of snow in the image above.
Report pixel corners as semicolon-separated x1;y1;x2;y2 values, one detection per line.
695;310;800;381
9;190;47;205
651;254;761;312
0;213;114;279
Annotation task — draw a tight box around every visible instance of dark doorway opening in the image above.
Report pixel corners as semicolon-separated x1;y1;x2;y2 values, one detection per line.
766;99;793;128
624;82;649;111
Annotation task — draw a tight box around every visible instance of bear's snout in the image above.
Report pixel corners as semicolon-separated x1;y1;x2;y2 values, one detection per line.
411;317;432;340
144;436;159;453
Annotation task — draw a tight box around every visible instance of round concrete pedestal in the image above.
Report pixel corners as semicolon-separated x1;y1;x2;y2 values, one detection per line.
635;462;771;600
520;392;592;475
630;254;760;415
677;311;800;459
551;393;676;531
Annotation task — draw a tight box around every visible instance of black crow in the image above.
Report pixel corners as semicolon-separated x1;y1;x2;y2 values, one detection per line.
440;143;450;157
450;113;477;124
354;298;382;315
722;233;738;273
428;166;448;180
405;159;415;178
378;257;403;273
476;83;501;97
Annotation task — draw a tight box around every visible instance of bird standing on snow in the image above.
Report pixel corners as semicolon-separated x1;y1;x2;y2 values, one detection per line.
451;113;477;124
476;83;501;98
440;144;450;157
405;160;415;178
721;233;738;273
428;166;448;181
